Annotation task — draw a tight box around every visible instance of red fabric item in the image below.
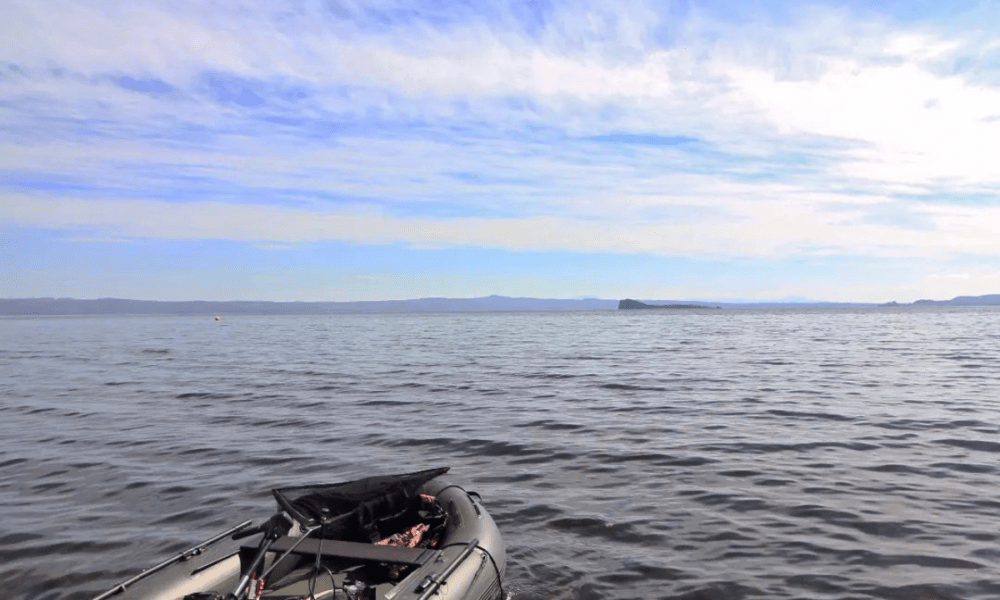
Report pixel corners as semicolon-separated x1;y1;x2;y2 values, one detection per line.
376;523;429;548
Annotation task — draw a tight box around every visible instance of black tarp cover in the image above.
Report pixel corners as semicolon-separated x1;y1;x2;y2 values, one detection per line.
272;467;449;542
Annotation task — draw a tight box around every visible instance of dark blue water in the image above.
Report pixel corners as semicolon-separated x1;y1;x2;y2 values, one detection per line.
3;308;1000;600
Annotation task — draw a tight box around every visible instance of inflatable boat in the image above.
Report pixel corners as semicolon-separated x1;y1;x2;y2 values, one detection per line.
90;467;505;600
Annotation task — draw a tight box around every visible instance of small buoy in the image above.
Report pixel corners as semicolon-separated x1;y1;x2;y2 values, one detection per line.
214;315;221;321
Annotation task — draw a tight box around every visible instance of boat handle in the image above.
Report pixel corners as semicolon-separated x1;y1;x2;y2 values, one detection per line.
415;538;480;600
90;520;253;600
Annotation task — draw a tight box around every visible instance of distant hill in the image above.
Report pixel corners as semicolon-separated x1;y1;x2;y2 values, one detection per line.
618;299;718;309
882;294;1000;307
623;299;878;309
0;296;619;316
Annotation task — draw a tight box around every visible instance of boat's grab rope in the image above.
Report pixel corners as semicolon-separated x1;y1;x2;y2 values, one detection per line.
430;484;504;600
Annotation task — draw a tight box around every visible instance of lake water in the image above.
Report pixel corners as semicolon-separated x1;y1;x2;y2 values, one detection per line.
3;308;1000;600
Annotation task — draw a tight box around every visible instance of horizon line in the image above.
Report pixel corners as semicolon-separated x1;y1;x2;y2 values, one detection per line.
4;294;998;305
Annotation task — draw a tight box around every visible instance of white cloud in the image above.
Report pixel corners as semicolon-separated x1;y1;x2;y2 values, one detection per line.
725;55;1000;185
884;34;961;60
3;191;999;261
3;0;1000;267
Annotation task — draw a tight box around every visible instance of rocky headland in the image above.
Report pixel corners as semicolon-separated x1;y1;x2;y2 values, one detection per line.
618;299;719;310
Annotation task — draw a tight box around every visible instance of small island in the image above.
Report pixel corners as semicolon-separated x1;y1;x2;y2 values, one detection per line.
618;299;719;310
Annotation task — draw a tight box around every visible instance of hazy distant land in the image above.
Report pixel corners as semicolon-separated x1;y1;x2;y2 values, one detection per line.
0;296;616;316
2;294;999;316
881;294;1000;307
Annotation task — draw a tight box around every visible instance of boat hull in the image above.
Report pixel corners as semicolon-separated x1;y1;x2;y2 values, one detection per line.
91;475;505;600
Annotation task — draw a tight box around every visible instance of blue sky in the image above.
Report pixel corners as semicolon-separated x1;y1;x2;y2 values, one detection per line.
3;0;1000;302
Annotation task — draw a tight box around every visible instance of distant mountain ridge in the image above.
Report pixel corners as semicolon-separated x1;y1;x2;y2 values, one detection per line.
0;296;619;315
2;293;999;315
912;294;1000;306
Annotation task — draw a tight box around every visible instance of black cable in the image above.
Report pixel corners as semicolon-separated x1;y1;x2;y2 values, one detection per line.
306;527;355;600
433;542;505;600
307;526;325;599
308;568;317;599
476;544;505;600
322;565;339;598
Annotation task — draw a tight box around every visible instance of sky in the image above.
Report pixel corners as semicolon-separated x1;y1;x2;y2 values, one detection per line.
3;0;1000;303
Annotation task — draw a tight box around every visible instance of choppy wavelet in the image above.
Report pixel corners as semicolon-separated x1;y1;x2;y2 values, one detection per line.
2;308;1000;600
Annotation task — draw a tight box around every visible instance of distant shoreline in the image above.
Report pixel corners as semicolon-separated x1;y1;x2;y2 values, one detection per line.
2;294;999;316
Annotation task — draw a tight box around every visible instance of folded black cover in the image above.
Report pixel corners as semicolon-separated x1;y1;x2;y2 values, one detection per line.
273;467;449;541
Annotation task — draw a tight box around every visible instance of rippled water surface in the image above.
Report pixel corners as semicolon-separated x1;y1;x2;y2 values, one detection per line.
4;308;1000;600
